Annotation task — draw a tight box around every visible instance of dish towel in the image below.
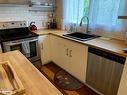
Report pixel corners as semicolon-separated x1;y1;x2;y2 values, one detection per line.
22;41;30;57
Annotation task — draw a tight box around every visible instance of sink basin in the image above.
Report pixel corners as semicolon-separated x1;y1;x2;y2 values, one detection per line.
63;32;99;41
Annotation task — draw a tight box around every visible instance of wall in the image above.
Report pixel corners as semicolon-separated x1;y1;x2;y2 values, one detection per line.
55;0;63;29
0;6;53;29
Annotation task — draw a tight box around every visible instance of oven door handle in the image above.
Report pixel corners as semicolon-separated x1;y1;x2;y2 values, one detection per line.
3;38;38;46
4;42;23;46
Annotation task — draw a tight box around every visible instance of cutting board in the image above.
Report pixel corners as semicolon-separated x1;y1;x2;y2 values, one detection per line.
0;61;25;95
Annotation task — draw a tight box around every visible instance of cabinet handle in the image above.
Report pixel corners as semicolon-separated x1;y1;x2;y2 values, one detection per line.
66;48;69;56
69;50;72;57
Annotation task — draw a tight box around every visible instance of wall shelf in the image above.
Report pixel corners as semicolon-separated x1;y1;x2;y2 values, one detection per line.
28;1;55;12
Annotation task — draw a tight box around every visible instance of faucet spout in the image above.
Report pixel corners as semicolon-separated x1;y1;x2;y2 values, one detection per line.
79;16;89;33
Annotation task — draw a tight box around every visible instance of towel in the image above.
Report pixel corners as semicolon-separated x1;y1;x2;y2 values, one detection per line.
22;41;30;57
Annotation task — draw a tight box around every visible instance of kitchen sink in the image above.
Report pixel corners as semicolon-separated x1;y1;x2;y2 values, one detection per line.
63;32;100;41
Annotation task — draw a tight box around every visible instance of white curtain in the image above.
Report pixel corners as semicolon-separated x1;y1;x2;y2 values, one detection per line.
63;0;84;31
89;0;126;35
63;0;127;38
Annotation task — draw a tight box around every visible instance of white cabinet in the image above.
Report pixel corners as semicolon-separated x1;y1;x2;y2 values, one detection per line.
38;35;51;65
50;35;88;83
68;41;88;83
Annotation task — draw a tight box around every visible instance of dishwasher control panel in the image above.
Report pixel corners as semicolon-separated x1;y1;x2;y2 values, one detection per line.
88;47;126;64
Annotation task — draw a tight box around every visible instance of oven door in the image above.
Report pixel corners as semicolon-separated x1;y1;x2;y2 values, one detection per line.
3;41;24;53
2;38;39;62
28;39;40;62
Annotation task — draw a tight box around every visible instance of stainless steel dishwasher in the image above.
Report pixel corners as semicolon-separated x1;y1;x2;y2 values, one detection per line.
86;47;125;95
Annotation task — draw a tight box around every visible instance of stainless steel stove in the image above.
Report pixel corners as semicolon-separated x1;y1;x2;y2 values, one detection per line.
0;21;39;62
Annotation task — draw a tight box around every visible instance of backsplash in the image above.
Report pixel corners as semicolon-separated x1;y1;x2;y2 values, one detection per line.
0;6;54;29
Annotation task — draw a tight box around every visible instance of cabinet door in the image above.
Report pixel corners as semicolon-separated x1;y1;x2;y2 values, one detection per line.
50;35;60;65
50;35;69;69
57;38;70;72
39;35;51;65
50;35;88;83
68;41;88;83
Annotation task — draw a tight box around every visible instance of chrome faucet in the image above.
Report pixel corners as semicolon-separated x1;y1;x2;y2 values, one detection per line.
79;16;89;33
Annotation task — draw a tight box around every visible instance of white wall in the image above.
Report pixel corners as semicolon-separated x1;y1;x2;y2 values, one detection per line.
55;0;63;29
0;6;53;29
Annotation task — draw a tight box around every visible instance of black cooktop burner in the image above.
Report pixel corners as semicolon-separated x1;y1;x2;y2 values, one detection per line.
0;27;39;42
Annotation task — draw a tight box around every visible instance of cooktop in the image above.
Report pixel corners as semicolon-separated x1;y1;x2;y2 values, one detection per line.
0;27;39;42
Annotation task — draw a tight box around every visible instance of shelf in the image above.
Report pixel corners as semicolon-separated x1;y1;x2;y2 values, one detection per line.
28;2;55;12
30;5;54;8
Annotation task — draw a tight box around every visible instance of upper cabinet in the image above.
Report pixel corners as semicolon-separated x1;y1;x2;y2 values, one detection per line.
0;0;29;5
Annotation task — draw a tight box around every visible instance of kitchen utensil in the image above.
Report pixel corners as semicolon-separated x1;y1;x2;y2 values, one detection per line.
29;22;37;31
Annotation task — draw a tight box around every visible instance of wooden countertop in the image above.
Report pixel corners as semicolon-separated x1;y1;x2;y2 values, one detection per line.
0;51;62;95
54;33;127;57
36;29;65;35
84;38;127;57
36;29;127;57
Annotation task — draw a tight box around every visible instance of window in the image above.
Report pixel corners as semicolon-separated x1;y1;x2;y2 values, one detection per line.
83;0;89;16
63;0;125;35
89;0;121;28
63;0;89;24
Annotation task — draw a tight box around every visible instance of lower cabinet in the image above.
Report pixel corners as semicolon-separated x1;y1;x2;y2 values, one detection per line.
50;35;88;83
38;35;51;65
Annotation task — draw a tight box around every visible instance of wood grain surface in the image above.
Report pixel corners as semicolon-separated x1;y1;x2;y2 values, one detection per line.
0;61;25;95
36;29;127;57
0;51;62;95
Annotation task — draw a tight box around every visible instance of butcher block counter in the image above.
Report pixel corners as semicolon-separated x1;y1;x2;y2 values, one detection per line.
0;50;62;95
36;29;127;57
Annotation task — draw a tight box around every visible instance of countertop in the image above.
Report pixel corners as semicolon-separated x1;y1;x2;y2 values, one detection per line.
0;51;62;95
36;29;127;57
36;29;65;35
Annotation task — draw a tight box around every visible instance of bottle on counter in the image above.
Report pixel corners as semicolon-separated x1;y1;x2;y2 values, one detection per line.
48;19;57;29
